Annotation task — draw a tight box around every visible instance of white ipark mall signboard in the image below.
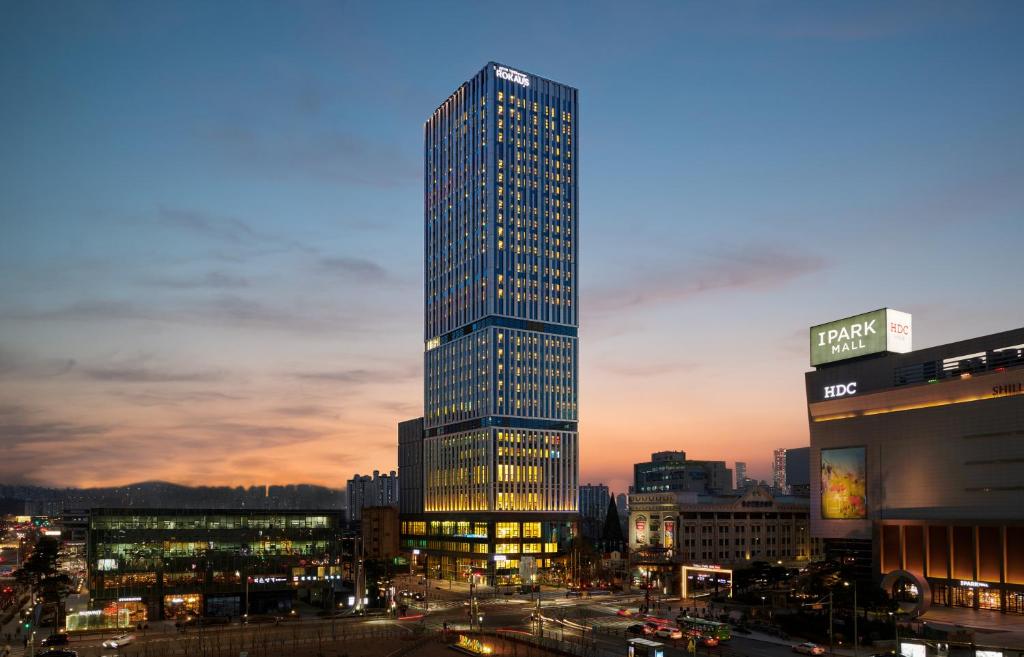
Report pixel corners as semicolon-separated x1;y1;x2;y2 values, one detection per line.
810;308;912;367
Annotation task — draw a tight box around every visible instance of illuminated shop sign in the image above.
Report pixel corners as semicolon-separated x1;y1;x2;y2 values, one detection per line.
810;309;912;366
117;597;142;602
251;576;288;584
959;580;989;588
823;382;857;399
495;65;530;87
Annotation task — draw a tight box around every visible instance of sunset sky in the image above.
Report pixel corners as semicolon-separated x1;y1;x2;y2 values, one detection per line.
2;1;1022;495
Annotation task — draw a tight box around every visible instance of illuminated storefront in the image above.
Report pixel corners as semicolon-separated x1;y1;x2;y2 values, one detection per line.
87;508;348;620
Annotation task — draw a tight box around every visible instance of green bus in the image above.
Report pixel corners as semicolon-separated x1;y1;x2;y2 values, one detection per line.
677;616;731;641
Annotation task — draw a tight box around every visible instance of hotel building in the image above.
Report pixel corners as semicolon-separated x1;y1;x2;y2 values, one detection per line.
806;311;1024;616
399;62;580;584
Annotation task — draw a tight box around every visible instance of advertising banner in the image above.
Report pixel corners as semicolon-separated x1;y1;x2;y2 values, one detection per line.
821;447;867;519
810;308;912;366
634;514;648;546
663;518;675;549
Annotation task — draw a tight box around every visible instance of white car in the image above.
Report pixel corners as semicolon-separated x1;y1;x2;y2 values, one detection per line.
793;642;825;655
654;626;683;640
102;633;136;649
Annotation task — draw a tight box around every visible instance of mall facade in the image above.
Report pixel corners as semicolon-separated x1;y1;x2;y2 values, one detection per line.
398;62;580;584
805;310;1024;615
84;508;348;624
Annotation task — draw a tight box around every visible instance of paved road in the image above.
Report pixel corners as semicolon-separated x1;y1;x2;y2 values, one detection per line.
5;591;813;657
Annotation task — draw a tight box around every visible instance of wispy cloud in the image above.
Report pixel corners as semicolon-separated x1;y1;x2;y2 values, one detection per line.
598;360;700;377
0;294;381;335
587;244;826;315
139;271;250;289
108;390;247;407
202;124;419;188
293;366;418;385
317;256;390;282
82;366;225;383
0;347;76;379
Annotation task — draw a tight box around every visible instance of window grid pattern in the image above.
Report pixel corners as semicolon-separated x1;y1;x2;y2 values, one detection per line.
495;429;577;512
423;431;491;512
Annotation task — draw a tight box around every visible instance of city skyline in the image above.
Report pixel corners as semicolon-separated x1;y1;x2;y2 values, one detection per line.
3;2;1023;495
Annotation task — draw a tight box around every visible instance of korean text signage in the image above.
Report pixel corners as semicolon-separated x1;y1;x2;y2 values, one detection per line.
810;308;912;367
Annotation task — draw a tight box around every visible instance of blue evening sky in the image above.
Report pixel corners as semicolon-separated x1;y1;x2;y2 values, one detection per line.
1;1;1022;491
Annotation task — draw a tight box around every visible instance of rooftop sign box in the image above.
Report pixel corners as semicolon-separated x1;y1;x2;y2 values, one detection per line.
810;308;912;367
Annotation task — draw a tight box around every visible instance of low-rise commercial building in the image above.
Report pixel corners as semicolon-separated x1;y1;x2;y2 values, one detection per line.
85;508;347;624
627;487;822;595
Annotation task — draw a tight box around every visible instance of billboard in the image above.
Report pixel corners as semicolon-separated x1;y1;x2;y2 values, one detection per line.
821;447;867;519
810;308;912;366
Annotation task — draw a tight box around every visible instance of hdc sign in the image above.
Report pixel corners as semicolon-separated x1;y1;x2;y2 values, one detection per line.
823;382;857;399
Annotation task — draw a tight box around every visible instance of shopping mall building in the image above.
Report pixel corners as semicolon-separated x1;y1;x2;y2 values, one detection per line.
805;309;1024;616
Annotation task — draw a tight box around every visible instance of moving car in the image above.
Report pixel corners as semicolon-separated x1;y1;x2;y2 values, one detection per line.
41;634;70;647
626;624;646;635
654;626;683;640
793;642;826;655
101;633;136;649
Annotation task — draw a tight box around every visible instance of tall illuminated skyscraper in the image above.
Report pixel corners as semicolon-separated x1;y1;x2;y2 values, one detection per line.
400;62;579;583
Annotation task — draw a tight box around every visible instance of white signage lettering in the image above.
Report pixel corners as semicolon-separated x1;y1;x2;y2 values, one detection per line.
818;320;877;356
495;66;529;87
959;580;989;588
823;382;858;399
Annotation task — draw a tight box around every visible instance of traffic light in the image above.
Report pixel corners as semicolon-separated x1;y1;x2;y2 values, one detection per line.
23;621;31;630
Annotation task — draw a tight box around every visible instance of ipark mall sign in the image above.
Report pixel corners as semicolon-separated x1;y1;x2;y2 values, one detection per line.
810;308;912;366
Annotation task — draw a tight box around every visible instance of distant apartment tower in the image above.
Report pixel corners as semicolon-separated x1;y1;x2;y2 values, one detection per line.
347;470;398;523
400;62;580;583
784;447;810;495
579;483;609;540
734;462;747;489
633;451;732;495
772;448;788;492
579;484;609;522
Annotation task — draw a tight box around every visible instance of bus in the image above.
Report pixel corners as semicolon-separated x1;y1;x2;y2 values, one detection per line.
627;638;665;657
677;616;731;641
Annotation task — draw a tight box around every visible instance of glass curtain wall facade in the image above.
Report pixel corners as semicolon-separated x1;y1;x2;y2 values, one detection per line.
86;509;347;622
413;62;579;583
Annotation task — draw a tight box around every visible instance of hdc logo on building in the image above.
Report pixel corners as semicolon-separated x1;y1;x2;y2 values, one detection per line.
823;382;857;399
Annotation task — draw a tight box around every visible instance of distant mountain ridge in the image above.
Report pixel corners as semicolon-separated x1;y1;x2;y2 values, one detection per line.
0;480;346;512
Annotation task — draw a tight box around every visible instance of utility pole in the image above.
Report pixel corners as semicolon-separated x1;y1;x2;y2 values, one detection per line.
829;592;834;657
852;582;858;657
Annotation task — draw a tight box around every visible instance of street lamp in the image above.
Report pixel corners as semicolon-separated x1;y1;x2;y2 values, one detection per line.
890;611;900;657
844;581;858;657
235;571;248;618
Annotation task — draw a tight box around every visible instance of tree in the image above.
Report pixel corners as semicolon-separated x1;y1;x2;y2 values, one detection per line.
15;536;71;628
